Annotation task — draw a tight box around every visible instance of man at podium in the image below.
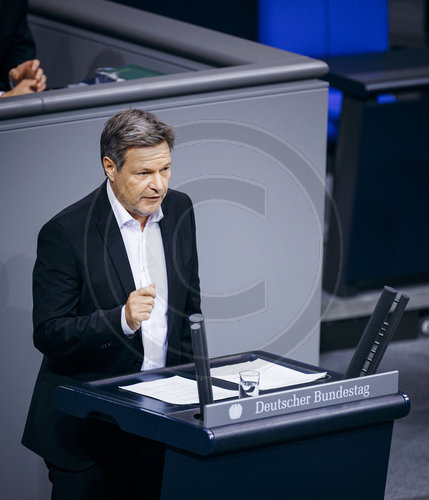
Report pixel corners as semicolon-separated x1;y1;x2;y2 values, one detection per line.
22;109;201;499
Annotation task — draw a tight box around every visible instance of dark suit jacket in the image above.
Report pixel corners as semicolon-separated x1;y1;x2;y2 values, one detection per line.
0;0;36;90
22;181;201;470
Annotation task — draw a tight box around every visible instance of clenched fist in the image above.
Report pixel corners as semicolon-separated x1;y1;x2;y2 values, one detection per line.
9;59;46;92
125;284;156;331
1;59;47;98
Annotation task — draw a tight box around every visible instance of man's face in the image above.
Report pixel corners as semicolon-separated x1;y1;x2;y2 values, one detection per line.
104;141;171;224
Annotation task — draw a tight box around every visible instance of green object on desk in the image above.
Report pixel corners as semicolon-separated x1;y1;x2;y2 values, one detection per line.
113;64;164;80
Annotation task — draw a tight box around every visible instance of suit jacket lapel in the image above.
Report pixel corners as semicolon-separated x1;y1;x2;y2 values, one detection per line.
159;192;177;339
93;181;136;301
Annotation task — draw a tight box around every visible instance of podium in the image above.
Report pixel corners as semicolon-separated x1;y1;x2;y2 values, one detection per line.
55;352;409;500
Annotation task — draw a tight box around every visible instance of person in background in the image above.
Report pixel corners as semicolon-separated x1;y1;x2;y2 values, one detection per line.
0;0;46;98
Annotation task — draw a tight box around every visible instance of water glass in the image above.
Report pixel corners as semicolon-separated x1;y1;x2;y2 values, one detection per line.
239;370;260;398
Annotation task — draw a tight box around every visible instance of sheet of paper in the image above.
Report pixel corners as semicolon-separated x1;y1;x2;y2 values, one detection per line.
119;375;237;405
210;358;327;391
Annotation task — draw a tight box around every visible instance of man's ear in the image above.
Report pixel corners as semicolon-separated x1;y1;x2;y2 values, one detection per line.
103;156;116;182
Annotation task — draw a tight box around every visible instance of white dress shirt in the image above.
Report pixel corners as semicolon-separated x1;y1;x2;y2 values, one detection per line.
107;181;168;370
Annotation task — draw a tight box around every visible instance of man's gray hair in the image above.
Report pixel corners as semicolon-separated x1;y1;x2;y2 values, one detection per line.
100;108;175;170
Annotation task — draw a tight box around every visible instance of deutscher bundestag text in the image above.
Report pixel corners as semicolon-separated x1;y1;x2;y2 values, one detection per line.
255;384;370;415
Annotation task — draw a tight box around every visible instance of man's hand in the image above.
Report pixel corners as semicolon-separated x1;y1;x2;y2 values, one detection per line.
8;59;47;92
1;78;38;98
125;284;156;331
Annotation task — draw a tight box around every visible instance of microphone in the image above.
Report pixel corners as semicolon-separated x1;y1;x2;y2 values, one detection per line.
189;314;213;418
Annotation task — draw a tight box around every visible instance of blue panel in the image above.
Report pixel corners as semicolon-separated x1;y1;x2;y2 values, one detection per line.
328;0;389;56
258;0;328;57
377;94;397;104
258;0;389;58
327;88;343;142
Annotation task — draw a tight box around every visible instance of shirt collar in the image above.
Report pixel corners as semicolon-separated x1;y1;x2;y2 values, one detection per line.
106;181;163;229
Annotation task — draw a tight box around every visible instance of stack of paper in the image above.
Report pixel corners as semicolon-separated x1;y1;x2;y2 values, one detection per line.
210;358;327;391
120;376;236;405
119;359;327;405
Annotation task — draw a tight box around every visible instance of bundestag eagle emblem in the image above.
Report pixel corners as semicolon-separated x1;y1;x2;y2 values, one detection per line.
229;403;243;420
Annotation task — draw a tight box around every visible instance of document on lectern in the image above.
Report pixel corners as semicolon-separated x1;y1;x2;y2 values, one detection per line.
210;358;327;391
119;376;237;405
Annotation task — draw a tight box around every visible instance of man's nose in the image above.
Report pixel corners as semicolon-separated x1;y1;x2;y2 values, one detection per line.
149;173;163;191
